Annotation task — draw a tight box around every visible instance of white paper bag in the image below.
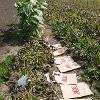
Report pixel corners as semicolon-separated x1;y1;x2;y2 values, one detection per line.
60;98;92;100
54;56;74;65
56;62;81;72
60;82;93;99
51;43;62;49
53;48;66;56
44;73;51;83
53;72;77;84
54;56;81;72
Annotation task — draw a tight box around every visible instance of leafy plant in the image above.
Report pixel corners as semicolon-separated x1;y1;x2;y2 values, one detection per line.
15;0;48;39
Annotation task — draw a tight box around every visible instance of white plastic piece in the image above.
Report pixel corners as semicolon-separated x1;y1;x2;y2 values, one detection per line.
44;73;51;83
30;0;37;5
17;75;28;86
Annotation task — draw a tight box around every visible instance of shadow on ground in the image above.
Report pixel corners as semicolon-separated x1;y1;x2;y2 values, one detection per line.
0;24;17;46
0;24;23;62
0;24;28;47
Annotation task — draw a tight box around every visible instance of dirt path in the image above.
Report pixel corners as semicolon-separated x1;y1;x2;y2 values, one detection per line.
43;27;93;100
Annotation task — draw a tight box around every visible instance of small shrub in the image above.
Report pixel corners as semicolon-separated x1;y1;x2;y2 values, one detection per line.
15;0;48;39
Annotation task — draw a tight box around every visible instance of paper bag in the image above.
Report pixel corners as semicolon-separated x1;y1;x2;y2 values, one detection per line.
60;82;93;99
53;48;66;56
53;72;77;84
56;62;81;72
54;56;74;64
51;43;62;49
60;98;92;100
54;56;81;72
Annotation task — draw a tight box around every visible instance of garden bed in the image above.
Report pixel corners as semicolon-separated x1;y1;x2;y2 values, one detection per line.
0;39;61;100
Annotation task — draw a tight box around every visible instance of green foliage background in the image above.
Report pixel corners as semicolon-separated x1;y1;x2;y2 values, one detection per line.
44;0;100;99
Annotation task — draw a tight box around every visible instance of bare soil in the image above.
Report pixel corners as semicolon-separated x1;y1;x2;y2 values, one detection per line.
0;0;20;62
43;27;92;100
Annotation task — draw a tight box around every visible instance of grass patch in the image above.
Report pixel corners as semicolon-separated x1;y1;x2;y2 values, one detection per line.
0;55;15;84
0;95;3;100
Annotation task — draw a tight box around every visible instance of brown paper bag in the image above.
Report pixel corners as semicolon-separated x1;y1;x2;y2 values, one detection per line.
60;82;93;99
53;72;77;84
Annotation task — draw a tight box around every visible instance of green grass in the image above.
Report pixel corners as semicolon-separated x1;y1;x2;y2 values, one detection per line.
0;55;15;84
0;95;2;100
66;0;100;10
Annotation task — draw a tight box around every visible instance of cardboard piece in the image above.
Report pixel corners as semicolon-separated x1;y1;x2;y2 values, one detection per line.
54;56;81;72
60;82;93;99
53;72;77;84
53;48;66;56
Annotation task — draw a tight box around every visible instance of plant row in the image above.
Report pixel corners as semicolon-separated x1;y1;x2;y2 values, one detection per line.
44;0;100;99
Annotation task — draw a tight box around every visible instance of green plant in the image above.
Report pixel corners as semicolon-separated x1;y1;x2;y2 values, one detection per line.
16;40;53;69
0;95;2;100
0;55;15;84
15;0;48;39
